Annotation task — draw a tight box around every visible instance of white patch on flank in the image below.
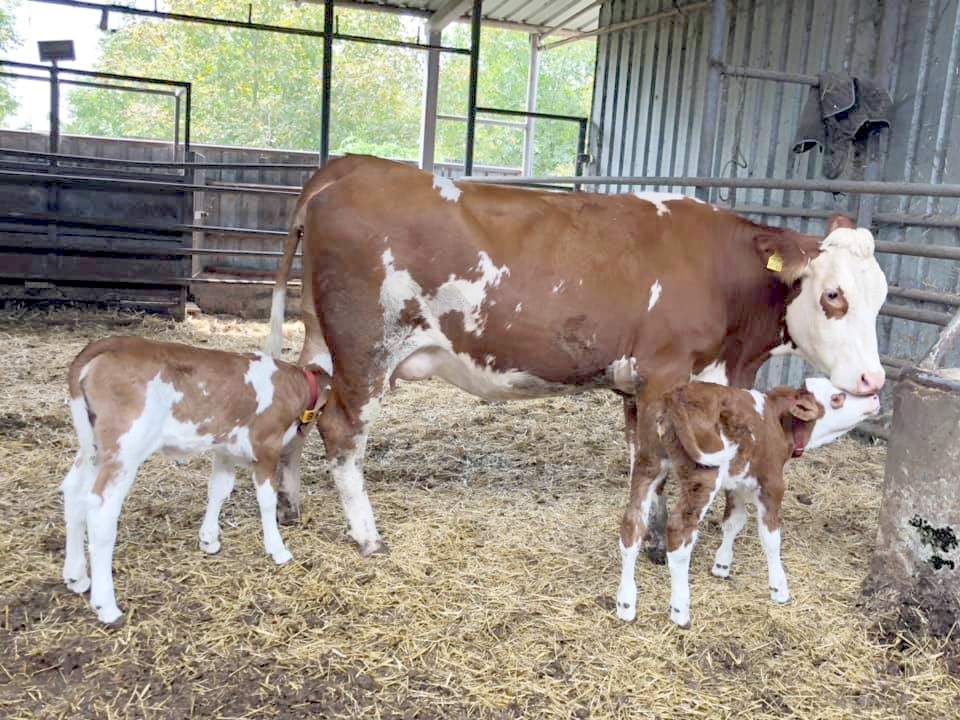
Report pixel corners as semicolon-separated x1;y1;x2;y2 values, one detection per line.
690;360;728;386
515;302;523;313
244;353;277;414
749;389;766;416
308;351;334;377
552;281;565;293
648;279;662;311
281;422;299;448
198;381;209;397
632;191;688;216
429;251;510;336
432;175;462;202
226;425;255;461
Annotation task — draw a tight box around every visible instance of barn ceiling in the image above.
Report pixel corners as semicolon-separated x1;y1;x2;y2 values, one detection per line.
332;1;602;35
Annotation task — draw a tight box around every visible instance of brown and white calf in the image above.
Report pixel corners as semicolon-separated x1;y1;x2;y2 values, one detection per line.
61;336;329;623
615;377;880;627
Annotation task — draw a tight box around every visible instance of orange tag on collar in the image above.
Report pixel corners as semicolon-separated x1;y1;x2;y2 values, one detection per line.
766;252;784;272
300;408;317;424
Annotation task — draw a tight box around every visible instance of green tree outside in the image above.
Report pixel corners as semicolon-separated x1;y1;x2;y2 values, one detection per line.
0;0;21;122
63;0;594;174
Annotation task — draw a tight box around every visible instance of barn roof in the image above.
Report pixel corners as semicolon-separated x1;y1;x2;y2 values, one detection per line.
331;1;602;35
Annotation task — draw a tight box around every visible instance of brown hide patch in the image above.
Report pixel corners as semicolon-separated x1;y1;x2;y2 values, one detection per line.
820;288;849;319
399;298;429;330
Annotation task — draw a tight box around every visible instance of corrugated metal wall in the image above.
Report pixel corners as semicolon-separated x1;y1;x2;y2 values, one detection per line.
590;0;960;390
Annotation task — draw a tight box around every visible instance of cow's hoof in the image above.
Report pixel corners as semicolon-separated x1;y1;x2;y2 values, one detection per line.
644;544;667;565
358;539;388;558
711;562;731;579
276;503;301;527
65;576;90;594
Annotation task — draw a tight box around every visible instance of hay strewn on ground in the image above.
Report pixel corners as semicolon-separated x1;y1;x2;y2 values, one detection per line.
0;307;957;719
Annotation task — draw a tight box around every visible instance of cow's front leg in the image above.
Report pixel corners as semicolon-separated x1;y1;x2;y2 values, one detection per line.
616;398;668;621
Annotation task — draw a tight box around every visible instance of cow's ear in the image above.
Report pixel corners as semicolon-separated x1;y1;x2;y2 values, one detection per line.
789;392;823;422
754;230;817;284
826;214;855;234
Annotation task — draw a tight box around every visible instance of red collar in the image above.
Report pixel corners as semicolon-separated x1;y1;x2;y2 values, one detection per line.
300;369;321;424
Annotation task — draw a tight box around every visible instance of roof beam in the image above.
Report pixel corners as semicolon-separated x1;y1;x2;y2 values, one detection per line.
427;0;473;31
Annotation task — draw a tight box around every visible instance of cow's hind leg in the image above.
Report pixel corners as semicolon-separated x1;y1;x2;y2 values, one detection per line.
319;389;385;557
616;398;669;621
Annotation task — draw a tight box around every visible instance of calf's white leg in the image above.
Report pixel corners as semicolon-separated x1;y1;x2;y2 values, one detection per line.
616;540;641;621
253;461;292;565
712;490;749;578
199;454;235;555
667;537;696;628
87;466;137;624
756;497;790;604
62;452;94;593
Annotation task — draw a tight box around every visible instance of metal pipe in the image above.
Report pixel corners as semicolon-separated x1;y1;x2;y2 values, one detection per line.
437;113;528;129
522;33;540;177
694;0;726;201
48;64;59;155
173;92;181;162
464;0;482;176
0;58;190;89
880;304;952;327
875;242;960;262
419;29;442;172
475;106;588;124
887;286;960;307
0;147;319;169
28;0;472;56
320;0;334;166
183;83;191;154
721;65;819;86
539;0;711;51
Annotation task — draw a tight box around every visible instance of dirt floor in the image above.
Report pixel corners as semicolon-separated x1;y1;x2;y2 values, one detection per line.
1;307;958;719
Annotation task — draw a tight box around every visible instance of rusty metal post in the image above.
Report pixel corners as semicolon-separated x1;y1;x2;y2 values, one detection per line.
866;309;960;635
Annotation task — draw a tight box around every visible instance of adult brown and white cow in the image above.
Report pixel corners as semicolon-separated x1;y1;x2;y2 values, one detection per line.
266;155;887;564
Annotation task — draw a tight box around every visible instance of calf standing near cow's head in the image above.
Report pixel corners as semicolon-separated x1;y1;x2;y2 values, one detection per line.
616;378;881;627
265;158;887;572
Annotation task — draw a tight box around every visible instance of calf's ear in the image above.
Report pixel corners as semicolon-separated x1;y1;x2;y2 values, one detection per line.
789;393;823;422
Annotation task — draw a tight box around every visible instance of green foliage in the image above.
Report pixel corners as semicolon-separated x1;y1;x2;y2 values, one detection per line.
0;0;21;122
65;0;595;172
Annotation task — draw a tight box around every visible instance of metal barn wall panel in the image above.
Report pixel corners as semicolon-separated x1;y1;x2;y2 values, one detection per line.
590;0;960;389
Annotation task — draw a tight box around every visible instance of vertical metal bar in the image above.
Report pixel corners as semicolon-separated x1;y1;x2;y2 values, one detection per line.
641;0;665;190
695;0;727;200
628;0;652;185
614;0;638;181
680;6;704;177
726;0;755;208
594;1;614;191
606;0;629;189
320;0;334;165
667;7;690;186
575;118;587;188
653;2;677;190
761;0;793;211
49;63;60;154
522;33;540;176
857;0;901;229
173;91;181;162
781;0;815;221
420;29;442;172
464;0;482;176
184;82;192;155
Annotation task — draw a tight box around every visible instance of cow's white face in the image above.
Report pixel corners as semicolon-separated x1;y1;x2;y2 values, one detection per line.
804;377;880;449
785;227;887;395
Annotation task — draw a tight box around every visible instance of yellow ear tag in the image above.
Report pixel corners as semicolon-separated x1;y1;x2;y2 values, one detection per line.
766;252;784;273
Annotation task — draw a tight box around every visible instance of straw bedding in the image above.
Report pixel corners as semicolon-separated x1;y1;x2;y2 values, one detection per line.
0;307;957;719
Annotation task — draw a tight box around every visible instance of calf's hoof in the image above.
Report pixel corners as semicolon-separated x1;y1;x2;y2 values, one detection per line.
94;603;123;625
616;601;636;622
770;587;791;604
669;605;691;629
358;539;388;558
199;538;221;555
711;562;731;579
644;544;666;565
65;575;91;594
271;548;294;565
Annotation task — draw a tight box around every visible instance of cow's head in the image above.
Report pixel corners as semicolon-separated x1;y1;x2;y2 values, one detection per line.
758;215;888;395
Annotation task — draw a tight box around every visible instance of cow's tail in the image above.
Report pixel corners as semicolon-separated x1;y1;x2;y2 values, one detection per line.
265;217;304;357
